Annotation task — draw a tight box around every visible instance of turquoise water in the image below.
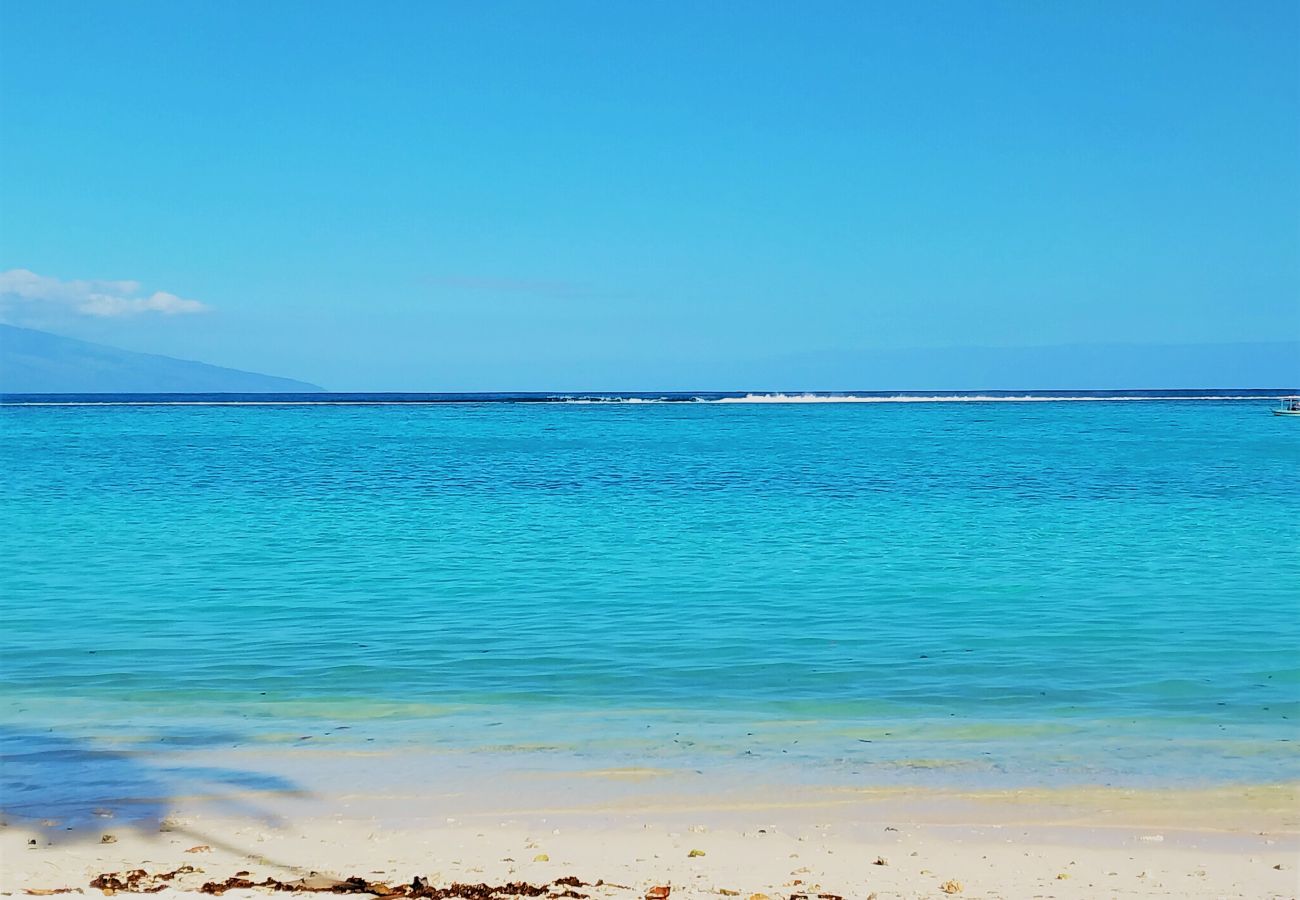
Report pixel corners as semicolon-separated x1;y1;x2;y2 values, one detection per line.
2;397;1298;804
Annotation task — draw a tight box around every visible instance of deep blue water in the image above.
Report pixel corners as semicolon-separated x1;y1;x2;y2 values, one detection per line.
2;393;1297;795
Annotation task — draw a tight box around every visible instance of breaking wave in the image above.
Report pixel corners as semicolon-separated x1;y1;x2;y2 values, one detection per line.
700;392;1276;403
2;390;1289;406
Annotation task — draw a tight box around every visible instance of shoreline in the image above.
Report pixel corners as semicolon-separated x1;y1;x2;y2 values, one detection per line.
4;775;1297;898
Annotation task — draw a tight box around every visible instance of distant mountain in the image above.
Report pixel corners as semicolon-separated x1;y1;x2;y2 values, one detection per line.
0;324;324;393
732;341;1300;392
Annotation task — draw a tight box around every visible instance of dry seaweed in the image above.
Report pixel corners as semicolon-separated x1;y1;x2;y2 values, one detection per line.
91;870;590;899
90;867;197;894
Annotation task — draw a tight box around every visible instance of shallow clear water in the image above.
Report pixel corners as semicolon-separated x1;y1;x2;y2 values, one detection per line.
2;397;1298;795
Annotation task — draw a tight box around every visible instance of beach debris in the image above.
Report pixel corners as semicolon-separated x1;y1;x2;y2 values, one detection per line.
533;854;550;862
744;895;770;900
1274;863;1288;870
90;867;197;894
100;834;117;844
211;876;553;897
939;880;963;894
687;848;706;857
23;890;77;896
872;856;888;866
646;886;671;900
1138;834;1164;842
185;845;212;854
1056;873;1069;879
717;891;739;897
90;870;589;899
292;875;344;891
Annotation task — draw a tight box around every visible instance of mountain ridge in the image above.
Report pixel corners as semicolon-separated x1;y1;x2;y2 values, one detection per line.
0;324;324;393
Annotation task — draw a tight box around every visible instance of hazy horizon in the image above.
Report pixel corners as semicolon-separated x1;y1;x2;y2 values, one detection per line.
1;322;1295;394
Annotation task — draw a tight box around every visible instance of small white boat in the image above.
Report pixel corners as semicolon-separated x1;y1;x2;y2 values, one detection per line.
1273;396;1300;416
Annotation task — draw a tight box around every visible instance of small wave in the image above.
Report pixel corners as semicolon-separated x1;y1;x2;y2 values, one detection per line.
704;393;1276;403
2;392;1288;406
554;393;1283;404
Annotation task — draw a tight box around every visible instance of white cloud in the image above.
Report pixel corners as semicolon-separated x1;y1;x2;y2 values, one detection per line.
0;268;210;321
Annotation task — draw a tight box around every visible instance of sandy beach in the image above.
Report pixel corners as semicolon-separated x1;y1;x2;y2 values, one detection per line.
4;767;1296;899
5;0;1299;894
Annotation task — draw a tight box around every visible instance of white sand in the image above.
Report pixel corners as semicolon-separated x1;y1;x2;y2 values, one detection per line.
3;774;1296;899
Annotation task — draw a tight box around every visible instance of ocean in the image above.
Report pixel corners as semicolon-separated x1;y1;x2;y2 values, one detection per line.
2;391;1297;824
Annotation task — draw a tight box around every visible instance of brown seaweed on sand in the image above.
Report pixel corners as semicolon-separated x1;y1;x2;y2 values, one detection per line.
202;876;583;898
91;870;592;899
90;867;197;894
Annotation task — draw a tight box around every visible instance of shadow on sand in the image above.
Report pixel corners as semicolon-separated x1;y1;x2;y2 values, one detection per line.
0;724;308;858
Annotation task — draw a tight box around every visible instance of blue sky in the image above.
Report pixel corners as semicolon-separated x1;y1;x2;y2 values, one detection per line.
1;1;1296;389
